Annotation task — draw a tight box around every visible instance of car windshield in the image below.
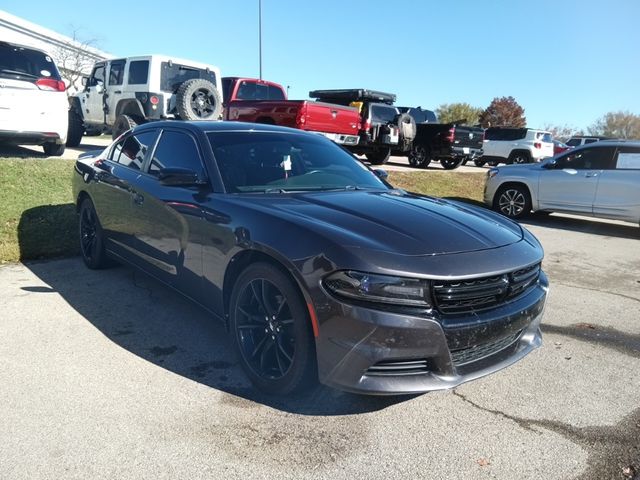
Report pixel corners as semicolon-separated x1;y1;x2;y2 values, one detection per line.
208;131;390;193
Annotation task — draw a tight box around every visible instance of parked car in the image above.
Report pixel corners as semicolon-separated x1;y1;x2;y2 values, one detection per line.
397;107;484;169
72;121;548;395
553;139;571;155
476;127;554;166
484;140;640;225
565;135;612;147
309;89;416;164
67;54;224;145
221;77;360;146
0;40;68;156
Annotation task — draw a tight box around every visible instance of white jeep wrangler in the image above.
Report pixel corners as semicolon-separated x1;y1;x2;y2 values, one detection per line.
67;55;223;146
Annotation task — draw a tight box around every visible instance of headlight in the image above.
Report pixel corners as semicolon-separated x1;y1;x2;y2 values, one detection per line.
323;271;431;307
487;168;499;178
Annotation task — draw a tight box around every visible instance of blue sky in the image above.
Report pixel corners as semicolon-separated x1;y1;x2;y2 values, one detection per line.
5;0;639;130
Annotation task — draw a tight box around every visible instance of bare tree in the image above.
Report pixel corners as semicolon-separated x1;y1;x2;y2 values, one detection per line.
588;111;640;139
541;123;582;141
53;28;103;92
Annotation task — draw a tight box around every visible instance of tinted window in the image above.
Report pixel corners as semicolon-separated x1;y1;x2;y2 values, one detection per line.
615;147;640;169
407;108;436;123
160;62;217;93
109;61;125;86
485;128;527;141
584;138;598;144
370;105;398;124
148;130;204;177
208;132;389;193
88;64;105;87
554;147;616;170
566;138;581;147
222;77;233;102
0;43;62;81
234;81;286;101
110;131;158;170
127;60;149;85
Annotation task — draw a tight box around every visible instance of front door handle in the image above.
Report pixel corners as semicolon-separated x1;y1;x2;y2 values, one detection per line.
114;90;122;94
585;172;598;178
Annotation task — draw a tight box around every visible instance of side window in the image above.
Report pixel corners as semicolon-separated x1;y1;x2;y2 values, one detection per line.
554;147;616;170
236;81;257;100
127;61;149;85
584;138;598;144
109;131;158;170
148;130;204;177
88;65;105;87
108;61;125;86
615;147;640;170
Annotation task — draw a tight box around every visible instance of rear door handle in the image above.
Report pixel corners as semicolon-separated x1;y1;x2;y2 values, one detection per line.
585;172;598;178
114;90;122;94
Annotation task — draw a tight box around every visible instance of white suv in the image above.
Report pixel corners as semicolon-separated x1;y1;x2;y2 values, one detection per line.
476;127;554;166
0;41;68;156
67;55;223;146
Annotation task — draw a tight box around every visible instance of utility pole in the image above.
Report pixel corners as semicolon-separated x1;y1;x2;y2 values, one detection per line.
258;0;262;80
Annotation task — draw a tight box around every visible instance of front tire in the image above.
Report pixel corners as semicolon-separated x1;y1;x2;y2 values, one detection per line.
494;185;532;219
79;198;111;269
66;109;84;147
229;263;316;395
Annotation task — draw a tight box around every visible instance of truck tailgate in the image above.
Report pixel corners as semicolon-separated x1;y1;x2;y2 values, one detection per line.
301;101;360;135
454;126;484;149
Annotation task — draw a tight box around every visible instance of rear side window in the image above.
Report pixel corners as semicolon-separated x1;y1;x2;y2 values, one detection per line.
554;146;616;170
536;132;553;143
148;130;205;177
615;147;640;169
127;61;149;85
584;138;598;144
160;62;217;93
0;43;61;81
109;61;125;86
566;138;581;147
110;131;158;170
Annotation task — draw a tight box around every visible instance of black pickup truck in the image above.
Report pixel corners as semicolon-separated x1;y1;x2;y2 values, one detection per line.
396;107;484;169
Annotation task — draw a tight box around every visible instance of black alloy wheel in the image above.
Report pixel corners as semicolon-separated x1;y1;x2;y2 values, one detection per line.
79;198;111;269
230;263;316;394
474;159;486;167
440;158;463;170
175;79;223;120
494;185;532;219
408;144;431;168
509;151;531;164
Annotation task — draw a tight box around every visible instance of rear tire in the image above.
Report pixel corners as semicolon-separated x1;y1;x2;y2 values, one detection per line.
112;114;137;140
494;185;532;219
408;144;431;168
509;151;532;164
229;262;316;395
66;109;84;147
79;198;112;269
42;142;65;157
175;78;222;121
366;148;391;165
474;159;486;167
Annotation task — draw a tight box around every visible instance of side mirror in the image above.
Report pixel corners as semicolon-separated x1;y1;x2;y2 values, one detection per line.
158;167;206;186
81;76;88;87
372;168;389;180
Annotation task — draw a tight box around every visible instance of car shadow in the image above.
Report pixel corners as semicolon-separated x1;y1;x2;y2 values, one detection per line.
21;249;419;416
0;141;108;159
521;213;640;240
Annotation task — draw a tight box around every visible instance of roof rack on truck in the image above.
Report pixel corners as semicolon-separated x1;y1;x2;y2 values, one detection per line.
309;89;396;105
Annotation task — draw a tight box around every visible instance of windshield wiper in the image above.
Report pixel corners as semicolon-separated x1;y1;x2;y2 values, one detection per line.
0;69;39;79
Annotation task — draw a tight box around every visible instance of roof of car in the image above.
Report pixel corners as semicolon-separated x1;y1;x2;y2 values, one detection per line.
134;120;310;135
572;139;640;148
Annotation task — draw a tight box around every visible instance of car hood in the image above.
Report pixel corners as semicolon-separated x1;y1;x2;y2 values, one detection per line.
234;190;524;256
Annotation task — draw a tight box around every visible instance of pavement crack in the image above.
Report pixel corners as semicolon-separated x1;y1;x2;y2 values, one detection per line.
554;281;640;304
453;390;539;433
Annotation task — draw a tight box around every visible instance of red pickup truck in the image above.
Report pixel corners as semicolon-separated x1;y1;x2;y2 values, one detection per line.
221;77;360;146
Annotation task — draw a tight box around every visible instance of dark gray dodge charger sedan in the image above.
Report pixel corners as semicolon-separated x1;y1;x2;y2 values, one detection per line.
72;121;548;395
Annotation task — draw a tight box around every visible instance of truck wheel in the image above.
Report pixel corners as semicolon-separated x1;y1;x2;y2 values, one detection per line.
112;115;137;140
66;109;84;147
474;159;486;167
440;158;463;170
43;142;65;157
176;79;222;121
508;151;531;164
366;148;391;165
409;144;431;168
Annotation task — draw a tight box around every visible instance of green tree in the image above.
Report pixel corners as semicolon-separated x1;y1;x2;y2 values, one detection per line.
587;111;640;139
479;96;526;128
435;103;483;125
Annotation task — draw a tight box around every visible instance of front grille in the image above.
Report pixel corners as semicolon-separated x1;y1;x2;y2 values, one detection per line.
451;330;522;366
366;359;432;376
433;264;540;314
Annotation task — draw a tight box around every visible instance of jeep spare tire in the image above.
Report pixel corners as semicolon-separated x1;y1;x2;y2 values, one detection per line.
395;113;416;141
176;79;222;121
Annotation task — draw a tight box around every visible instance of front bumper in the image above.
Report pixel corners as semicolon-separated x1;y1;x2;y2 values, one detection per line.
315;272;548;395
